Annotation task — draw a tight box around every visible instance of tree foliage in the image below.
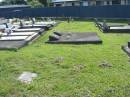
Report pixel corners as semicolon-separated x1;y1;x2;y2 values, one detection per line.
0;0;27;5
0;0;48;7
26;0;44;8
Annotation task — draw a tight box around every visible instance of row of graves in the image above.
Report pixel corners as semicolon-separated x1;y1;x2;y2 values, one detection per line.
94;18;130;57
94;19;130;33
0;18;58;50
2;17;130;57
0;17;103;51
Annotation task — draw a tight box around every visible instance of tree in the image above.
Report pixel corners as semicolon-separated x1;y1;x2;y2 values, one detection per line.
0;0;27;5
38;0;47;7
27;0;44;8
0;0;48;7
27;0;48;7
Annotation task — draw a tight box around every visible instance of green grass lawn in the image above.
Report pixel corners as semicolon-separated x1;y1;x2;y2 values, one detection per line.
1;21;130;97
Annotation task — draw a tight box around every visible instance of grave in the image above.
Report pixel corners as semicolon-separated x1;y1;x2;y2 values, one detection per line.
106;26;130;33
0;28;43;49
94;19;130;33
47;32;102;44
0;19;58;50
0;40;27;50
122;42;130;56
0;32;40;50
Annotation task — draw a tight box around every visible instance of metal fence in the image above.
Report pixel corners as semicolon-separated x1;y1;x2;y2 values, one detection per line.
1;5;130;19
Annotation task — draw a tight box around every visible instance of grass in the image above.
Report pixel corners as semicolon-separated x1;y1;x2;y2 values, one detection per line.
1;21;130;97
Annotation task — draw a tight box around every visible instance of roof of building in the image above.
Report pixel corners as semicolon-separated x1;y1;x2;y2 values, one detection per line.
52;0;80;3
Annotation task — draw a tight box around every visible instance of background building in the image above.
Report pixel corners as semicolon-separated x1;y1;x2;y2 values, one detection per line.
51;0;80;7
50;0;130;7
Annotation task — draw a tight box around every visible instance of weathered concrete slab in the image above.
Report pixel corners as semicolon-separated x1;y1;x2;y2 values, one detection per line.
0;32;39;49
47;32;102;44
0;40;27;50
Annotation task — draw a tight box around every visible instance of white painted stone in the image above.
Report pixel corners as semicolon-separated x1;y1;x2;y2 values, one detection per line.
0;36;28;40
24;24;46;27
33;21;56;25
110;26;130;30
2;32;35;36
25;33;39;41
18;72;37;84
13;28;41;32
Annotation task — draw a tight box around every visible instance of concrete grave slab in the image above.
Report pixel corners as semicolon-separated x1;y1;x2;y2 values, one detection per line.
0;32;40;49
47;32;102;44
0;40;27;50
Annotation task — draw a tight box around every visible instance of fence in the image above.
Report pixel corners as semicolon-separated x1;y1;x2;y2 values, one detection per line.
0;5;130;19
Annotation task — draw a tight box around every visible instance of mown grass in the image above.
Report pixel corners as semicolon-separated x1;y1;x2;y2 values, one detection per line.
1;21;130;97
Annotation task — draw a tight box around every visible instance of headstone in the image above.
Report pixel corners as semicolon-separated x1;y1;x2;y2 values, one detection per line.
0;32;2;37
128;20;130;25
4;28;13;35
31;18;36;25
128;41;130;48
47;18;51;22
41;17;45;21
20;20;24;28
4;23;8;28
18;72;37;84
103;20;109;30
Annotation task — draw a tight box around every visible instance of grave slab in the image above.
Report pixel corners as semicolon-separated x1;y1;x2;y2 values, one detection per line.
0;33;39;49
47;32;102;44
0;40;27;49
94;19;130;33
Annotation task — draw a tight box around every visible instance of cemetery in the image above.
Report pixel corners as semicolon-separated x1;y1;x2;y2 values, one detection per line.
1;3;130;97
